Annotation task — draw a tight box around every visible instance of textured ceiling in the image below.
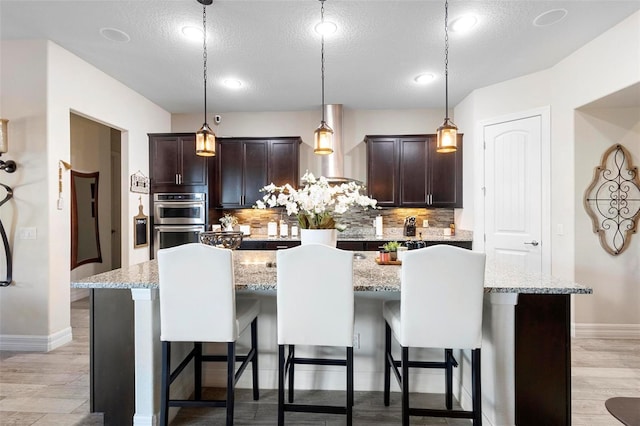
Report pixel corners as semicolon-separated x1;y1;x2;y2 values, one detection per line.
1;1;639;113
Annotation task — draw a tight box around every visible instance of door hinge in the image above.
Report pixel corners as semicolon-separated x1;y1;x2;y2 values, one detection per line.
483;140;486;150
482;187;486;196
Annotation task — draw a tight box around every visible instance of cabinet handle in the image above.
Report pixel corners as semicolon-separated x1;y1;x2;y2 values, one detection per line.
175;174;179;185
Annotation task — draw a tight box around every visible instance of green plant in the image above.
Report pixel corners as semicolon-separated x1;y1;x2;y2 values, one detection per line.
383;241;401;252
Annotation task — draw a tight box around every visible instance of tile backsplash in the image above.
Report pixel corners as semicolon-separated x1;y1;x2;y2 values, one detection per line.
211;207;454;235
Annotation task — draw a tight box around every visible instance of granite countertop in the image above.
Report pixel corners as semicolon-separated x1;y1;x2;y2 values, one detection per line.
243;228;473;242
72;250;592;295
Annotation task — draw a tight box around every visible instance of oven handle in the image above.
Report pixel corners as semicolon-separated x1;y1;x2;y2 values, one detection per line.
155;201;205;209
154;225;205;232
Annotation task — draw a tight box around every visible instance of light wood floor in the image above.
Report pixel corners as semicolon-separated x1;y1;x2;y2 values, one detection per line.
0;299;638;425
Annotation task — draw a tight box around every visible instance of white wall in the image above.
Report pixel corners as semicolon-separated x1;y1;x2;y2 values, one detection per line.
454;11;640;331
574;107;640;331
0;40;171;351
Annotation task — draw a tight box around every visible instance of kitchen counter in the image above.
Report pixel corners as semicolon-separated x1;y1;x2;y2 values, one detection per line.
72;250;591;426
72;250;590;295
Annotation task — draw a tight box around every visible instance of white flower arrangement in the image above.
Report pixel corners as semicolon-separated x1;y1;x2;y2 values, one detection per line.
254;172;378;229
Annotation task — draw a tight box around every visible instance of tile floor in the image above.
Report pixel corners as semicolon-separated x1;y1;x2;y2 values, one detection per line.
0;299;638;425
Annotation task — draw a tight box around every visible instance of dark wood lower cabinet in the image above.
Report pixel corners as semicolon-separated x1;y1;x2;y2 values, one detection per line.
239;240;472;251
515;294;571;426
90;289;135;426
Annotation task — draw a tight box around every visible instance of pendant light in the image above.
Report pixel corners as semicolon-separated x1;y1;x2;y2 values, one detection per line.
314;0;334;155
436;0;458;153
195;0;216;157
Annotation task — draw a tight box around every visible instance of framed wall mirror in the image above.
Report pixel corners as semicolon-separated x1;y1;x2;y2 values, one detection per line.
71;170;103;269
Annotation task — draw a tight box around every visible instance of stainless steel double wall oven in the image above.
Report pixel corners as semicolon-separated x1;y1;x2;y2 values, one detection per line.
152;192;206;258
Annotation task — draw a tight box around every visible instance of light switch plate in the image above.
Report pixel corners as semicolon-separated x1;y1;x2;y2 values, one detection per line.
422;220;429;227
18;227;37;240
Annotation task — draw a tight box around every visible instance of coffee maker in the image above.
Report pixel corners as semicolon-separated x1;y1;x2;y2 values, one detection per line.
403;216;416;237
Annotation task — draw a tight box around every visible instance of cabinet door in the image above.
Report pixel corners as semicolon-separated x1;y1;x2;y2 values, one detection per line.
366;137;398;206
243;141;268;207
150;136;180;186
269;139;300;187
179;136;207;186
428;134;463;207
399;137;428;206
218;140;244;207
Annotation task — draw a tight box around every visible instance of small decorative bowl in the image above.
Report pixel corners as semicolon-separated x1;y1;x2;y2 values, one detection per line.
199;231;244;250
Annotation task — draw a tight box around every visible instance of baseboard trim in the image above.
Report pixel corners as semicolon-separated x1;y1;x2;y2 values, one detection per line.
573;323;640;339
0;326;73;352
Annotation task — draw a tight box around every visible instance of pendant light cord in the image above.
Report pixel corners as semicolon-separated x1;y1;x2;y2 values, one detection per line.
320;0;326;123
444;0;450;120
202;4;208;124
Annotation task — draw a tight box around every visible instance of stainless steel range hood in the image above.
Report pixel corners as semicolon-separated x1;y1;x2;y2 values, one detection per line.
319;104;362;185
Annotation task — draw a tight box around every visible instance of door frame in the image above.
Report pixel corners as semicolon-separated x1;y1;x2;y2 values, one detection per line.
475;106;552;275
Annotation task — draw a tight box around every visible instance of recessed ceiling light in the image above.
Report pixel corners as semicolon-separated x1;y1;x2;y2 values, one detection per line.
533;9;568;27
315;21;337;36
182;26;204;41
450;15;477;33
99;27;130;43
223;79;242;89
414;73;435;84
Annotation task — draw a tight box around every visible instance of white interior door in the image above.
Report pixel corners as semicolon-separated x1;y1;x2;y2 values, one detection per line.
484;115;546;274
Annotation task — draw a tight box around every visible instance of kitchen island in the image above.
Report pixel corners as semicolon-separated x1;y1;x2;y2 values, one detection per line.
73;250;591;426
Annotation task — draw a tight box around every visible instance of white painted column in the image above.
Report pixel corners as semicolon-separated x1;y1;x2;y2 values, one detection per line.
131;288;161;426
482;293;519;426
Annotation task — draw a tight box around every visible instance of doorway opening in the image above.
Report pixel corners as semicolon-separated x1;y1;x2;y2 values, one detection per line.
69;113;122;301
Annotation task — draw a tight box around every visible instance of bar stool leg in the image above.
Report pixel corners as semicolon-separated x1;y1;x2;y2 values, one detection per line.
384;321;391;406
401;346;410;426
287;345;295;403
160;341;170;426
251;318;259;400
445;348;453;409
195;342;203;400
472;348;482;426
226;342;236;426
278;345;286;426
347;346;354;424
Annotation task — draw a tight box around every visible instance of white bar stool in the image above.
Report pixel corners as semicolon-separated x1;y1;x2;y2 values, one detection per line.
157;243;260;426
276;244;355;425
383;245;486;425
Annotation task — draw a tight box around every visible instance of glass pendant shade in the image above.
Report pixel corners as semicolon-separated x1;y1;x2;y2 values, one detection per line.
314;121;334;155
436;118;458;153
196;122;216;157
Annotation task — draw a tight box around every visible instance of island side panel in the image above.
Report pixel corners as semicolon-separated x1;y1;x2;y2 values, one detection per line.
90;288;135;425
515;294;571;426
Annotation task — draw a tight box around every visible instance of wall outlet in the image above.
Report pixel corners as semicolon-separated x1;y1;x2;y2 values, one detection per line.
353;332;360;349
18;227;37;240
422;220;429;227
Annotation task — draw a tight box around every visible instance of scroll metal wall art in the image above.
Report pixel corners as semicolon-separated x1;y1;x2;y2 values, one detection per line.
584;144;640;255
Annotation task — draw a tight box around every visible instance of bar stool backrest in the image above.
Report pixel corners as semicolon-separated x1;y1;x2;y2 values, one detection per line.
400;245;486;349
277;244;354;347
158;243;237;342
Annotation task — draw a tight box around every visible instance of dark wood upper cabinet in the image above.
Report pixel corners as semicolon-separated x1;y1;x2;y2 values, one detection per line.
428;134;463;207
366;137;398;207
149;133;208;192
399;136;429;206
365;134;463;208
215;137;300;208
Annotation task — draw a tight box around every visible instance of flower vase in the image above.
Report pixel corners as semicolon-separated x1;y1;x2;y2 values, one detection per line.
224;225;234;232
300;228;337;247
